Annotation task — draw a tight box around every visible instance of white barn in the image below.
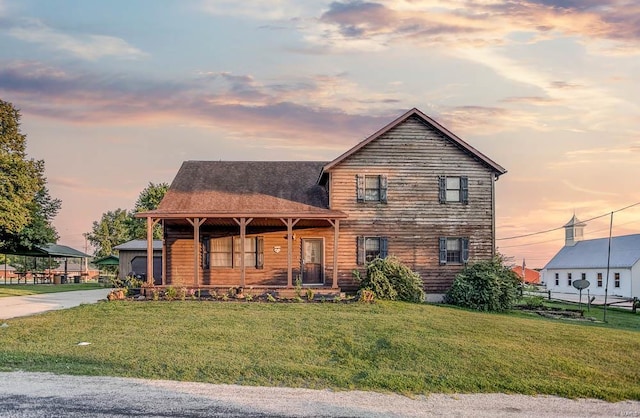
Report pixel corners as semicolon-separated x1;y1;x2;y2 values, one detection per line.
542;215;640;299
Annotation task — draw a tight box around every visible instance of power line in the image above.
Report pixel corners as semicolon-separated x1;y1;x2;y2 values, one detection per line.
499;218;640;249
498;237;559;249
497;201;640;241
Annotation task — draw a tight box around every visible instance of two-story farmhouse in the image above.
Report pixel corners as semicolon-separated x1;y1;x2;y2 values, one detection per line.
137;108;506;296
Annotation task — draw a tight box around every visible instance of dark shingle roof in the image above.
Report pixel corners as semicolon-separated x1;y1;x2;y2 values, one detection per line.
152;161;338;216
544;234;640;269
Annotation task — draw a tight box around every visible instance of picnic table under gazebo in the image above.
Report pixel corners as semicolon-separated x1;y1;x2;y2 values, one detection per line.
2;243;92;285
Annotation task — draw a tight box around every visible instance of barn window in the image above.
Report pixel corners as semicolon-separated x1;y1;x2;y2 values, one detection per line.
615;272;620;288
204;236;263;269
597;272;602;287
439;237;469;265
438;176;468;204
555;273;559;286
567;273;572;286
356;236;388;265
356;174;387;203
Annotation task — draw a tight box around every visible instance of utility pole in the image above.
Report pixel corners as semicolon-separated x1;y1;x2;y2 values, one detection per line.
83;234;89;274
603;212;613;323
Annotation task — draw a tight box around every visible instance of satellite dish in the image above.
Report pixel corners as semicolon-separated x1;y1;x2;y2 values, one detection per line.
572;279;590;290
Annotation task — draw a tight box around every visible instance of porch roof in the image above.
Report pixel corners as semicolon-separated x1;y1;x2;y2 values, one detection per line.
138;161;347;220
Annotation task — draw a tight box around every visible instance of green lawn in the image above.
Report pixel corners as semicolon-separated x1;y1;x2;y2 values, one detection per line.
546;301;639;331
0;283;104;297
0;301;638;401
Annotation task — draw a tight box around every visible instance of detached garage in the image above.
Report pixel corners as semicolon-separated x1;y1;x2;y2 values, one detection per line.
114;240;162;285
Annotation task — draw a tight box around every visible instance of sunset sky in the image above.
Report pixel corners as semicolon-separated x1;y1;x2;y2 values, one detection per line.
1;0;638;268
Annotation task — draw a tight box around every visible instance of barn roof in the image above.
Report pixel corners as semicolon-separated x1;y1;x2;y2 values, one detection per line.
544;234;640;269
143;161;346;218
114;240;163;251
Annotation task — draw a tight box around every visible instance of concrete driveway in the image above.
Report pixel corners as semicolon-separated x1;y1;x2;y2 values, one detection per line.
0;288;112;319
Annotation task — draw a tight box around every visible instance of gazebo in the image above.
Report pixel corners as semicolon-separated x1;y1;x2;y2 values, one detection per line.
93;255;119;284
1;243;91;284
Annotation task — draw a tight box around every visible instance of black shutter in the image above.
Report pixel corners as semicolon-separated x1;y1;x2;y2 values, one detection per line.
380;237;388;258
356;174;364;202
256;236;264;269
357;236;365;265
380;175;388;203
439;237;447;265
438;176;446;203
462;238;469;263
202;237;210;269
461;176;469;204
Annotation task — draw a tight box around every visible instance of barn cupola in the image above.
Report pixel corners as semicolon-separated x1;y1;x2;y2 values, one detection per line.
563;214;586;247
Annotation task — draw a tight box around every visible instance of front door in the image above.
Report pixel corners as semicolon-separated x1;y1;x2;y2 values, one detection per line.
302;238;323;284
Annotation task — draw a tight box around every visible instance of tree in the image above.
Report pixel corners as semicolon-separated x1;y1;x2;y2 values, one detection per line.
128;182;168;239
86;183;168;256
86;209;131;258
0;100;60;252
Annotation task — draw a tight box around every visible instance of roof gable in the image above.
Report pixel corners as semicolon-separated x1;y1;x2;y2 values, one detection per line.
321;108;507;177
544;234;640;269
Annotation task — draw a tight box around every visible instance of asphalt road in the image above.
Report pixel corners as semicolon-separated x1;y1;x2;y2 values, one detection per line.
0;372;638;417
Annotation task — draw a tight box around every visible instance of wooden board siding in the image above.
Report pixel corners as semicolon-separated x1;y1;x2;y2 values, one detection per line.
329;115;497;293
118;250;162;280
165;226;336;287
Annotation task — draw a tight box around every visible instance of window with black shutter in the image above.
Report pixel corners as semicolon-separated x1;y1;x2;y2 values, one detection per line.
203;236;264;269
439;237;469;265
438;176;468;204
357;236;388;264
356;174;388;203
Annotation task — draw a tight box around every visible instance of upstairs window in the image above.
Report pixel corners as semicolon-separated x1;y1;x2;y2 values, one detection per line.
615;272;620;288
357;236;388;265
439;176;468;204
567;273;572;286
555;273;559;286
439;237;469;265
597;272;603;287
356;174;387;203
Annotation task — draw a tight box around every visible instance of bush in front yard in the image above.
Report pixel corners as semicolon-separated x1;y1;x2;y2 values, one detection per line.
355;256;425;303
444;257;521;312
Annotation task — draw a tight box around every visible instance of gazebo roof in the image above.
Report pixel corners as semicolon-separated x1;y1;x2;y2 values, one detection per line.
3;243;91;258
93;255;120;266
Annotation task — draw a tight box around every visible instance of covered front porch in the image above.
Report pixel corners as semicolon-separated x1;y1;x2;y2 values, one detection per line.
139;212;347;291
